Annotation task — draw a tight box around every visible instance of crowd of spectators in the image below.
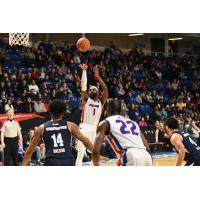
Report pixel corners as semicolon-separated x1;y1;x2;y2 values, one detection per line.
0;39;200;149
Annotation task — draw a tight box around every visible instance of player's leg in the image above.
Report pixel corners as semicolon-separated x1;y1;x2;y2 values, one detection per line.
185;160;200;166
4;138;12;166
40;144;45;160
88;126;97;166
87;126;97;153
11;137;19;166
126;148;153;166
125;149;136;166
76;139;86;166
144;151;153;166
75;124;88;166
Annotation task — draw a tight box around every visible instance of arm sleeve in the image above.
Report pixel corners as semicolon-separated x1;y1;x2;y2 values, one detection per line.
81;70;87;91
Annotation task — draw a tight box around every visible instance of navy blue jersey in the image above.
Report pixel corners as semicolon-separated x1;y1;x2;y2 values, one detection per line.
0;151;3;162
175;131;200;162
43;120;74;159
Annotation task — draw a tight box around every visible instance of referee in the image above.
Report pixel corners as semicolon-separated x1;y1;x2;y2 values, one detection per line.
1;109;23;166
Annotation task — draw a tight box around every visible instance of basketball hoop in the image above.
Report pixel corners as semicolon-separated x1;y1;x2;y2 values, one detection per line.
9;33;30;47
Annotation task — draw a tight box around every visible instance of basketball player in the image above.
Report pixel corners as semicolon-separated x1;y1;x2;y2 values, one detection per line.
75;64;108;166
92;99;152;166
22;99;95;166
165;117;200;166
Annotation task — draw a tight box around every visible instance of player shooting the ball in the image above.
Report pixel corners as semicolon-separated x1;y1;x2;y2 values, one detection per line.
76;64;109;166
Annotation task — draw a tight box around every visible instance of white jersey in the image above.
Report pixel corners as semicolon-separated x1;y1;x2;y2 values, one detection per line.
81;97;103;126
104;115;146;165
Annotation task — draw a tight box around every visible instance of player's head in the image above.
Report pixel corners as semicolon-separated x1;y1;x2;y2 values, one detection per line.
49;99;66;119
106;99;121;116
89;86;99;99
7;108;14;120
164;117;179;135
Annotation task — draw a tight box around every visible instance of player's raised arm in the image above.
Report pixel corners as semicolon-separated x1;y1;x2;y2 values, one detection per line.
80;64;88;106
92;120;109;166
170;134;185;166
22;125;44;166
93;65;108;105
67;122;93;152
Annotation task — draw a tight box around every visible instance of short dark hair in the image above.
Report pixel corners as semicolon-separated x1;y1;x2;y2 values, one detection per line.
48;99;66;117
107;99;121;115
165;117;179;129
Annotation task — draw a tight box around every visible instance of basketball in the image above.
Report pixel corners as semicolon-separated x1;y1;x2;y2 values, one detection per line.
76;37;90;52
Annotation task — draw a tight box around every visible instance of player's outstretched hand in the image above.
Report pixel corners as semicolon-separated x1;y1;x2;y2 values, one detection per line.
80;63;88;70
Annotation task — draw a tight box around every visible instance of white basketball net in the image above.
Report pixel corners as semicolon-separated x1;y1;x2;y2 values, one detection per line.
9;33;29;47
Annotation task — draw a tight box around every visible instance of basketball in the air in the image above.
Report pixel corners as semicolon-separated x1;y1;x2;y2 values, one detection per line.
76;37;90;52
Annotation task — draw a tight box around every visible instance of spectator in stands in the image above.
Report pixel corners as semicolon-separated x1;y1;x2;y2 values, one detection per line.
34;98;47;114
50;89;57;100
0;81;5;94
5;81;14;96
29;89;38;101
42;92;50;104
24;97;34;113
145;114;154;126
14;98;24;113
26;72;33;85
158;122;166;143
176;96;186;114
28;80;39;94
117;83;125;98
20;80;29;93
146;91;154;104
65;69;73;82
39;67;46;80
1;91;8;103
31;67;39;80
63;83;73;97
120;99;129;117
154;121;160;143
4;99;14;113
20;89;28;102
139;117;148;127
135;93;143;104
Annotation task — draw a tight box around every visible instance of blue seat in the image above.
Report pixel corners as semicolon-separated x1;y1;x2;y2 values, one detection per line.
67;82;74;91
69;97;81;107
145;105;153;114
140;105;146;115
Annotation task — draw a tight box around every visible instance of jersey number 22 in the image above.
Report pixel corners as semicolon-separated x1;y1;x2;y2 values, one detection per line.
116;119;138;135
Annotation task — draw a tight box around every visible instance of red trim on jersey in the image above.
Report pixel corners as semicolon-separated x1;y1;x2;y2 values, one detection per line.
107;136;124;166
81;106;85;123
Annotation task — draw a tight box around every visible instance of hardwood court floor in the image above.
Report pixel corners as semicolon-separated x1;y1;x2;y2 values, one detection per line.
153;156;177;166
99;156;178;166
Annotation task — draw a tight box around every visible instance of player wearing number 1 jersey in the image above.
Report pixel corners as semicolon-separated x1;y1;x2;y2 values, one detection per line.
22;99;94;166
92;99;152;166
75;64;108;166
